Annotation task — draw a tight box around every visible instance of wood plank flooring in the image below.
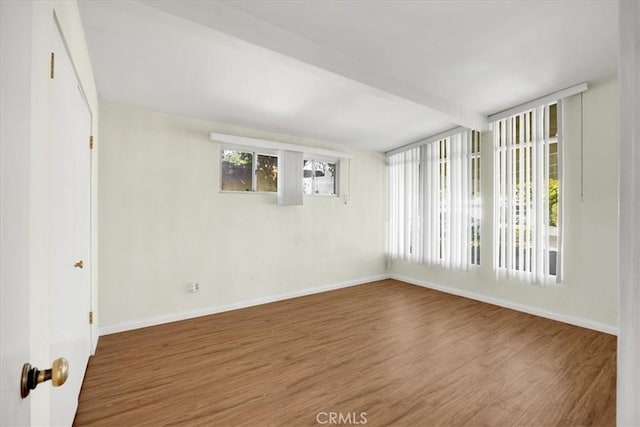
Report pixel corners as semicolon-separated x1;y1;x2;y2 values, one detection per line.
74;279;616;426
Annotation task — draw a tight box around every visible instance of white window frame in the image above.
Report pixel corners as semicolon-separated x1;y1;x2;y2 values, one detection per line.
303;157;339;197
220;147;279;194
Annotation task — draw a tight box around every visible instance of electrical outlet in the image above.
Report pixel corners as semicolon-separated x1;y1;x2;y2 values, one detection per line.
187;282;200;293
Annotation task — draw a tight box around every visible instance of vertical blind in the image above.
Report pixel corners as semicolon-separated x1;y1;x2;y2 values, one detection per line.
388;147;421;261
492;102;562;284
277;150;304;206
388;130;480;269
423;131;480;268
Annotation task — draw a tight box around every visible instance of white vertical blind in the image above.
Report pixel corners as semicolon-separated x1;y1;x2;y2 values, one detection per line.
423;140;437;263
388;130;479;269
388;147;421;261
277;150;303;206
338;158;350;201
493;103;561;284
422;130;477;268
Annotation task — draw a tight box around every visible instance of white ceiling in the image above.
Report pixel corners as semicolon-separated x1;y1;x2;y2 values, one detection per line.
79;0;618;152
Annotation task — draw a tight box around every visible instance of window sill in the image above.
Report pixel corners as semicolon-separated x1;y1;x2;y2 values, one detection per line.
219;190;276;195
304;194;339;198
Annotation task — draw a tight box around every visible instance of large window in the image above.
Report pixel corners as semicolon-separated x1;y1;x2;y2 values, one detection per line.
221;149;278;192
493;103;561;283
388;130;480;269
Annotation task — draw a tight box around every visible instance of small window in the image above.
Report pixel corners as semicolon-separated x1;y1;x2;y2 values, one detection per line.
221;149;278;192
303;160;337;195
256;154;278;192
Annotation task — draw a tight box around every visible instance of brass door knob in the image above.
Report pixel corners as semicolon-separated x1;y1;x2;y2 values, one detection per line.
74;260;84;269
20;357;69;398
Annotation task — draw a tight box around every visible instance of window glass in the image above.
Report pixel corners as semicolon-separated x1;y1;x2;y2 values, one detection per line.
314;161;336;195
548;106;559;274
256;154;278;192
221;150;253;191
470;131;481;265
303;160;337;195
303;160;313;195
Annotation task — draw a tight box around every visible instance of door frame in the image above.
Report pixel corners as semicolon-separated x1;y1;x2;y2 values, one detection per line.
47;17;94;424
52;10;98;356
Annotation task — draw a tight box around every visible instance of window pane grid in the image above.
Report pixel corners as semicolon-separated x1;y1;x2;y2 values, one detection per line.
221;149;277;193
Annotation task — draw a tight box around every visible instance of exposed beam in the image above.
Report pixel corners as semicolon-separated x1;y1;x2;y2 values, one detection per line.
140;0;489;131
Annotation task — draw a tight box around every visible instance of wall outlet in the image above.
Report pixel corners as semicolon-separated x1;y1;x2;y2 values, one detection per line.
187;282;200;293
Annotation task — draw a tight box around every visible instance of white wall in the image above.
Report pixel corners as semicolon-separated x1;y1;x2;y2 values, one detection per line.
390;76;618;332
99;79;617;334
98;103;387;332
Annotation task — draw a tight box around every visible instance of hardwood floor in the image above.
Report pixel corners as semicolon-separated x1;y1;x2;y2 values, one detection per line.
74;280;616;426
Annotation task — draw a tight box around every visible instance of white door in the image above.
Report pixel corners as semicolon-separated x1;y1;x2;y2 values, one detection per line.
49;22;92;427
0;1;33;424
1;6;92;426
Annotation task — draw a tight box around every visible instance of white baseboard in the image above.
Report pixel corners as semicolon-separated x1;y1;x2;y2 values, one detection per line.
390;274;618;336
99;273;617;337
99;274;390;336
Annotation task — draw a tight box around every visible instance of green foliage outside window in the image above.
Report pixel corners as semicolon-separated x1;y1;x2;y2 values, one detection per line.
221;149;278;192
257;155;278;192
222;150;252;166
549;178;558;227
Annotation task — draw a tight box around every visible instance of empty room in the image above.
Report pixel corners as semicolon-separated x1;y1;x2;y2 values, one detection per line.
1;0;639;426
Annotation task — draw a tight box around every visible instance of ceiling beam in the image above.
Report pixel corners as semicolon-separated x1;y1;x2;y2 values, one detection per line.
141;0;489;131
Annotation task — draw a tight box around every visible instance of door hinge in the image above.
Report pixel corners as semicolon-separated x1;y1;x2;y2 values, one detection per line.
50;52;55;79
89;135;94;150
89;311;94;325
